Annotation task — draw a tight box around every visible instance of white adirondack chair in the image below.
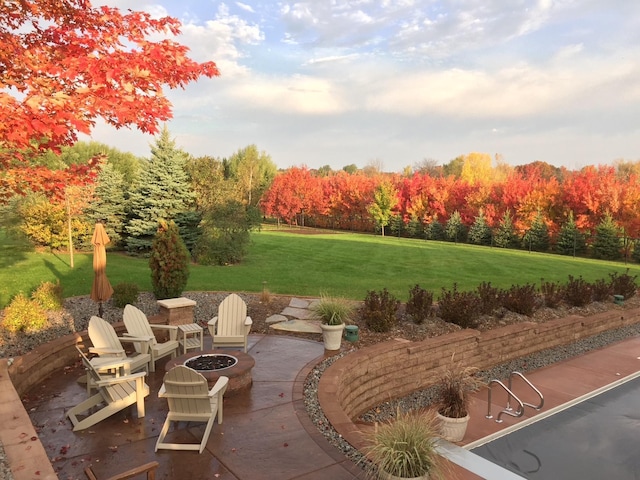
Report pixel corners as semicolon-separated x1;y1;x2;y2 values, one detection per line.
207;293;253;352
67;347;149;431
87;316;151;386
123;304;180;372
155;365;228;453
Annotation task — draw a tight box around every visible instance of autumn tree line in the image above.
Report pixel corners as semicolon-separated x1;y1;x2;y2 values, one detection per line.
261;153;640;262
4;143;640;265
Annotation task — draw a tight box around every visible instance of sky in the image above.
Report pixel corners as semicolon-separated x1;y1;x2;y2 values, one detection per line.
86;1;640;173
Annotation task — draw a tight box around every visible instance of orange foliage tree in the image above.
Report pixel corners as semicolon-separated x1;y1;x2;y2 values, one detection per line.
0;0;218;167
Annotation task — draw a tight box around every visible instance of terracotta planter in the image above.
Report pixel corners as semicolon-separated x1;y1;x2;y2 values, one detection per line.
436;412;470;442
320;323;345;350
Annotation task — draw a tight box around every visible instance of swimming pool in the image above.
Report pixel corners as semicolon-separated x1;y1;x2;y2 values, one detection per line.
465;371;640;479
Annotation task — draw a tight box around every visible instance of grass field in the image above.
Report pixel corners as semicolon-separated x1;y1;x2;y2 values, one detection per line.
2;227;638;308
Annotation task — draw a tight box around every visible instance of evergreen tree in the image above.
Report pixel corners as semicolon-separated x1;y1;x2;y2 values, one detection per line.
407;215;424;239
389;214;404;238
592;212;622;260
126;126;196;254
522;210;550;252
425;215;445;240
85;163;128;248
632;240;640;264
149;219;190;299
494;210;519;248
556;211;587;256
445;210;467;243
468;209;492;246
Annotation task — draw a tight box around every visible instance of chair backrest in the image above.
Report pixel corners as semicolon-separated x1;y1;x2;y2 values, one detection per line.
162;366;211;415
217;294;247;337
123;304;156;347
88;316;123;355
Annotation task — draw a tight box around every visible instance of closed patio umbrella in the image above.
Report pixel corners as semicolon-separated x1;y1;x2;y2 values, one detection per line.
90;222;114;317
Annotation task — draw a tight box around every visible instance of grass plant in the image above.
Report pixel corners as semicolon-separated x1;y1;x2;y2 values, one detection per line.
2;228;639;308
363;409;445;479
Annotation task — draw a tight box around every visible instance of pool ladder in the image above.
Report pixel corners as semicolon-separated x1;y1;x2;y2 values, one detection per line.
486;371;544;423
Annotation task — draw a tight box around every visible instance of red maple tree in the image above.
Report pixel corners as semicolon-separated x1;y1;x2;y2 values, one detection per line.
0;0;219;167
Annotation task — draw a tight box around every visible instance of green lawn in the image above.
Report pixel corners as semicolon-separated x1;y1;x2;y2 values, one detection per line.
1;228;638;308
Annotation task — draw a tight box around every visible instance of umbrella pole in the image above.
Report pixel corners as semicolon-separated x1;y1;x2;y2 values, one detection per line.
98;302;104;318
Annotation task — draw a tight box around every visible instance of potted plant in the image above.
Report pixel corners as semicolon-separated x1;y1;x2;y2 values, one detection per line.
362;409;445;480
310;294;354;350
433;357;483;442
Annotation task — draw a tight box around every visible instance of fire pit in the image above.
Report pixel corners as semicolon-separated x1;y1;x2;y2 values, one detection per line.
166;350;255;395
186;353;238;371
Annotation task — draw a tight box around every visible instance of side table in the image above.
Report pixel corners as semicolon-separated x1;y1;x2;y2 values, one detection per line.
178;323;204;354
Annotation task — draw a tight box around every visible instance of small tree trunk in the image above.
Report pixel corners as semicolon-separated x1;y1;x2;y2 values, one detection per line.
66;194;74;269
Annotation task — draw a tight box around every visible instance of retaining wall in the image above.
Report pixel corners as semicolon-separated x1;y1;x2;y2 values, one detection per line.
318;308;640;451
1;323;127;480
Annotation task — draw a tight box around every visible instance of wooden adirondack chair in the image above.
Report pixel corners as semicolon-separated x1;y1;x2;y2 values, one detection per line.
67;347;149;431
155;366;228;453
207;293;253;352
87;316;151;390
85;461;159;480
123;304;180;372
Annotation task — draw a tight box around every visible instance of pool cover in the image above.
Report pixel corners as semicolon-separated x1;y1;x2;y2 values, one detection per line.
471;376;640;479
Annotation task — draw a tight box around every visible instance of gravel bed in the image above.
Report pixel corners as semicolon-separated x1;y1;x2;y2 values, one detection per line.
0;441;12;480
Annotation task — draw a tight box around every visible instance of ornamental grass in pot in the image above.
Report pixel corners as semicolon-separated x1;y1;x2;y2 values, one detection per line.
310;294;355;350
434;358;483;442
362;409;446;480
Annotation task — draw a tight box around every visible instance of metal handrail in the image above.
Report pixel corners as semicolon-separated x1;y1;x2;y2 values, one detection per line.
486;379;525;423
508;371;544;411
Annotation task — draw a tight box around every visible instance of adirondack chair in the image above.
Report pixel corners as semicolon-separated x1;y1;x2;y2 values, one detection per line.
123;304;180;372
85;461;159;480
67;347;149;431
207;293;253;352
87;316;151;390
155;366;228;453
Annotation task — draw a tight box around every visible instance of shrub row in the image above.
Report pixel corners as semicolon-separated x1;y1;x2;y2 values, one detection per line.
360;270;638;332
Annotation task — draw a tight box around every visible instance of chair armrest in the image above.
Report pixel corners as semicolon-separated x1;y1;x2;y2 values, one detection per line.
90;357;131;372
118;336;152;354
121;334;154;342
89;347;125;356
150;324;179;341
244;316;253;326
208;316;219;326
208;376;229;397
158;384;166;398
95;371;146;387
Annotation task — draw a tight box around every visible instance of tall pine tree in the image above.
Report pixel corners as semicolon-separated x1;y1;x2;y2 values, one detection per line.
523;210;550;252
556;211;587;256
85;163;128;248
592;212;621;260
126;126;196;254
494;210;519;248
468;209;492;246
